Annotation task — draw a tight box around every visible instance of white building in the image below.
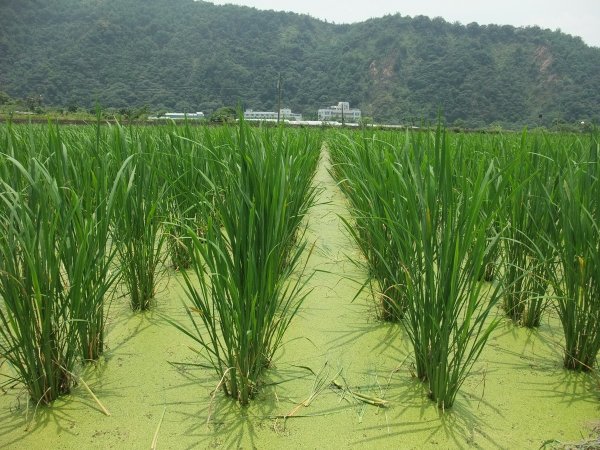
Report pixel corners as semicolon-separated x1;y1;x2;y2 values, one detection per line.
318;102;361;122
163;112;205;119
244;108;302;121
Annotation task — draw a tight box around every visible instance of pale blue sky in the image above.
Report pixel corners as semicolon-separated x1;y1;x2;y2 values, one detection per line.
206;0;600;47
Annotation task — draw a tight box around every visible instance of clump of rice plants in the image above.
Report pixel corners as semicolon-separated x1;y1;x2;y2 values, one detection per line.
476;148;503;283
550;134;600;370
333;125;505;410
499;132;555;327
0;156;80;403
161;123;214;270
55;122;129;360
0;122;128;402
111;125;167;311
393;127;504;409
172;121;320;405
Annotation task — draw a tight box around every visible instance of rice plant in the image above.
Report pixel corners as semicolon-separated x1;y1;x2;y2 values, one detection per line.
53;123;130;360
333;126;505;409
499;132;555;327
477;157;503;283
551;134;600;370
161;123;214;270
0;121;130;402
111;125;167;311
401;128;504;408
172;121;320;405
0;156;80;404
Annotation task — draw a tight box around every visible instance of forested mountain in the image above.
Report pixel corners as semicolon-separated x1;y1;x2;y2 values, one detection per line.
1;0;599;127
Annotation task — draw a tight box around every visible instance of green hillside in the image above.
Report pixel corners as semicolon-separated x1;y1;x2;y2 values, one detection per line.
1;0;598;127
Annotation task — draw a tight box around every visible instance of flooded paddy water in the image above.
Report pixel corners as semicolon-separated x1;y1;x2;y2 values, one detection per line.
0;151;598;449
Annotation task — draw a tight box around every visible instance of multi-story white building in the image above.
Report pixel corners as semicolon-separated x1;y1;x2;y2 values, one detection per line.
318;102;361;122
244;108;302;121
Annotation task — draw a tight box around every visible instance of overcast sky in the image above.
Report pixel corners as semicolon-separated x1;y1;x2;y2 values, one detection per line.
206;0;600;47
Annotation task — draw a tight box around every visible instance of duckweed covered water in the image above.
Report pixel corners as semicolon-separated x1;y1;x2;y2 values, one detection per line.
0;152;598;449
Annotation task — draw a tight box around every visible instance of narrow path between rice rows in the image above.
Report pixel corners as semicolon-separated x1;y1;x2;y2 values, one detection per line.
280;147;401;371
265;148;411;446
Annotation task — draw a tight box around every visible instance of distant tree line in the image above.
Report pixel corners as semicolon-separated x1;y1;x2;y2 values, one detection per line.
1;0;599;128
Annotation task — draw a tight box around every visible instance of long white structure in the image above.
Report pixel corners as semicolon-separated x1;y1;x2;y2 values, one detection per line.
244;108;302;121
318;102;361;122
163;112;204;119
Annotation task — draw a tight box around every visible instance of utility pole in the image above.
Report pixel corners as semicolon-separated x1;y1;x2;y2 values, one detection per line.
277;73;282;124
341;103;345;126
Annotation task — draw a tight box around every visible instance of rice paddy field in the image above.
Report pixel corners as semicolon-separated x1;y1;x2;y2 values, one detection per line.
0;121;599;449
